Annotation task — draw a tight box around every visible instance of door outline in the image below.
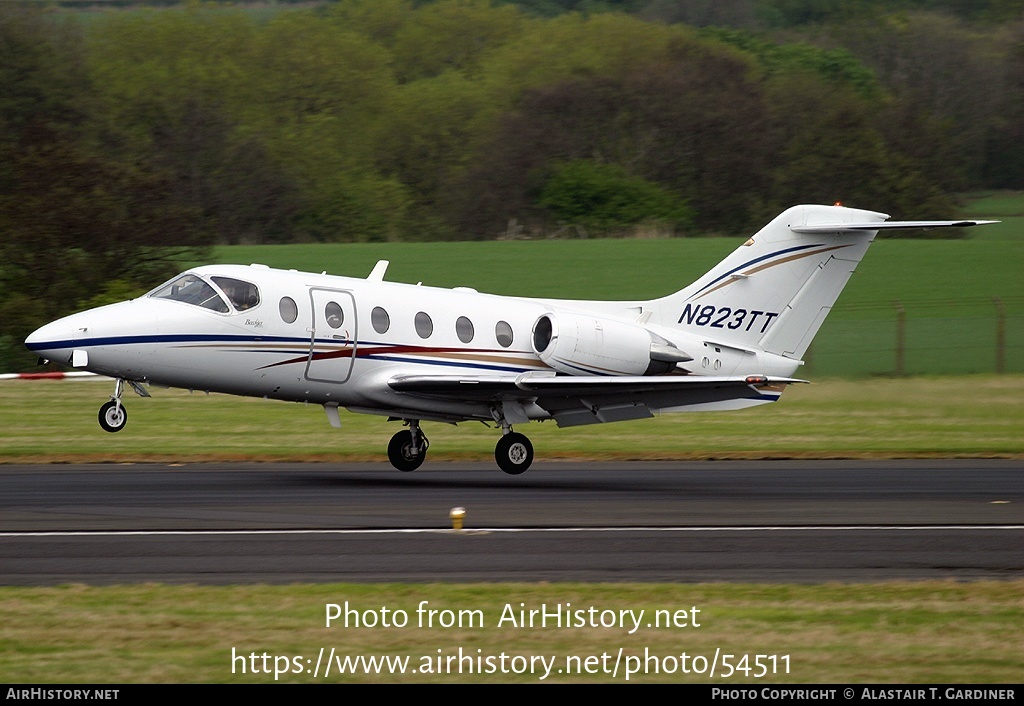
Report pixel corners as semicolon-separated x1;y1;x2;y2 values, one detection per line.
305;287;357;384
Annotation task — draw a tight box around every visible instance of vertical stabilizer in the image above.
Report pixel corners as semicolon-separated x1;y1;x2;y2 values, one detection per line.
651;205;886;360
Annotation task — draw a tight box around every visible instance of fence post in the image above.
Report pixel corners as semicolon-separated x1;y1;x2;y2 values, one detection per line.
994;296;1005;374
893;300;906;376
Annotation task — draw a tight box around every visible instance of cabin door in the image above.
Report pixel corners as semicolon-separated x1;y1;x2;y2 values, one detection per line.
305;287;357;384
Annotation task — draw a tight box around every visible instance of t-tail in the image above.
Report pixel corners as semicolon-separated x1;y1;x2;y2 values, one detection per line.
650;204;996;363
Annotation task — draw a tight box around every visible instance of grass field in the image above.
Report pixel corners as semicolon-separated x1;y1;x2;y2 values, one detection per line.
961;191;1024;217
2;581;1022;683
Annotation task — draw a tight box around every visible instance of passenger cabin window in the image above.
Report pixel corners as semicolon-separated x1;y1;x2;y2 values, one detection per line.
456;316;474;343
496;321;513;348
325;301;344;328
211;277;260;311
149;274;229;313
415;311;433;338
279;297;298;324
371;307;390;334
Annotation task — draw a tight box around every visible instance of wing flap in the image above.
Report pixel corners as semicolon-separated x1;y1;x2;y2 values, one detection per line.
388;372;804;396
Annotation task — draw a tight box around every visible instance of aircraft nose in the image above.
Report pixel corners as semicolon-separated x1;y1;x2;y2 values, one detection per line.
25;318;77;357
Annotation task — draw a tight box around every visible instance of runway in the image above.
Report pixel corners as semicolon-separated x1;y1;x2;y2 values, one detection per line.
1;460;1020;584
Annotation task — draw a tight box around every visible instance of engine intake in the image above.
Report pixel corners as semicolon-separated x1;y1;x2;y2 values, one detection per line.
531;312;691;376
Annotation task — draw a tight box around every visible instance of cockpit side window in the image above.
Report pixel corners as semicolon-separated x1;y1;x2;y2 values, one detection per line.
211;277;260;312
149;274;229;313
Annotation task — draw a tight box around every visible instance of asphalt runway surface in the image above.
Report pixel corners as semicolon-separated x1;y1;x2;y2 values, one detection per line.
1;460;1021;584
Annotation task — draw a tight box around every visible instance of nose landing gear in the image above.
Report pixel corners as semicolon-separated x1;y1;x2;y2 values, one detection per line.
98;379;127;433
98;399;127;433
96;378;150;433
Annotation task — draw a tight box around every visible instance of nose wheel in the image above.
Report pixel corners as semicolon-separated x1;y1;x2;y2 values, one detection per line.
495;432;533;475
98;400;127;433
98;379;128;433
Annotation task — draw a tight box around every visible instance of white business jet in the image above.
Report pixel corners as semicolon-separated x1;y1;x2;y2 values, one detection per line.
25;204;994;474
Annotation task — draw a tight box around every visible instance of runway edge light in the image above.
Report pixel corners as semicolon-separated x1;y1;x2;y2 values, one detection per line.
450;507;466;531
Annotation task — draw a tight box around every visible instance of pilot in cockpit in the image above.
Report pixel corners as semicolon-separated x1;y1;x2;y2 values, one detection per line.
216;278;259;312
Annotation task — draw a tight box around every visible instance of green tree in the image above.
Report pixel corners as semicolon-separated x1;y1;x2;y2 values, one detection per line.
0;7;208;371
764;74;956;220
86;7;302;244
390;0;528;82
452;44;773;235
539;160;692;233
824;12;1010;189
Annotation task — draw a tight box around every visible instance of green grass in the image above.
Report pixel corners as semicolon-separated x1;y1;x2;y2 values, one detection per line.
957;191;1024;242
2;376;1021;462
2;582;1022;683
961;191;1024;217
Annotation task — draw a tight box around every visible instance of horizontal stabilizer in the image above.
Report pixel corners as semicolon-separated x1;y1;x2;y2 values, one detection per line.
792;219;998;234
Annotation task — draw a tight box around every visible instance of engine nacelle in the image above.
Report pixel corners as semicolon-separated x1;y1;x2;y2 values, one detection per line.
531;312;691;376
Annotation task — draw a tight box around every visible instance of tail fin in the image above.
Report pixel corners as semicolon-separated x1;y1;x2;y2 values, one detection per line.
650;204;995;361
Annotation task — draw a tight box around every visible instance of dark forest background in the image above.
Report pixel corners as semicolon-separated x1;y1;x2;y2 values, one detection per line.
2;0;1022;367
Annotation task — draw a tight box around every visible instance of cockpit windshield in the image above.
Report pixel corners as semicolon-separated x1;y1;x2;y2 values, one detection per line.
150;274;229;313
149;274;261;314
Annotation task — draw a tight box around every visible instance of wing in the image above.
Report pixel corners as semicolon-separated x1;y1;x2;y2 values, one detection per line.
387;372;804;427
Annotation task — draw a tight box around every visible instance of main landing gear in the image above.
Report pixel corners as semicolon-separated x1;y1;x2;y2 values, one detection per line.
495;431;533;475
386;418;535;475
492;407;534;475
388;420;429;472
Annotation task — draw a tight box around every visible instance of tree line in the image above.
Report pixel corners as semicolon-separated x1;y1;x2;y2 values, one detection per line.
1;0;1021;369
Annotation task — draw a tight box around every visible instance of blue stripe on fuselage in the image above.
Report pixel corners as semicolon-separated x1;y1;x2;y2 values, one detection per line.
25;333;311;352
689;243;823;298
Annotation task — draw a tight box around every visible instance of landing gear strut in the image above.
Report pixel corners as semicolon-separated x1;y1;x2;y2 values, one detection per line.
98;379;127;433
388;420;428;472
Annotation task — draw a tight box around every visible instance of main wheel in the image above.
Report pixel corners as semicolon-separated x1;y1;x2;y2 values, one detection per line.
388;430;426;472
98;400;127;433
495;432;533;475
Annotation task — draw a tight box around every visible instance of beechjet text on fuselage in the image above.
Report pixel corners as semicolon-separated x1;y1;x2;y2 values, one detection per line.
25;205;995;474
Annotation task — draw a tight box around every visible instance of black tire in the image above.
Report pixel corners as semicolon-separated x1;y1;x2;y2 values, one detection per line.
98;400;127;433
495;432;533;475
388;430;425;472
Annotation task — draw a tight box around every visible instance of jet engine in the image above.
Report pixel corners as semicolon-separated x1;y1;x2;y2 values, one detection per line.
531;312;691;376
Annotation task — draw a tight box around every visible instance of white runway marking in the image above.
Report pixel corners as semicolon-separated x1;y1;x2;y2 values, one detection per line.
2;525;1022;538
